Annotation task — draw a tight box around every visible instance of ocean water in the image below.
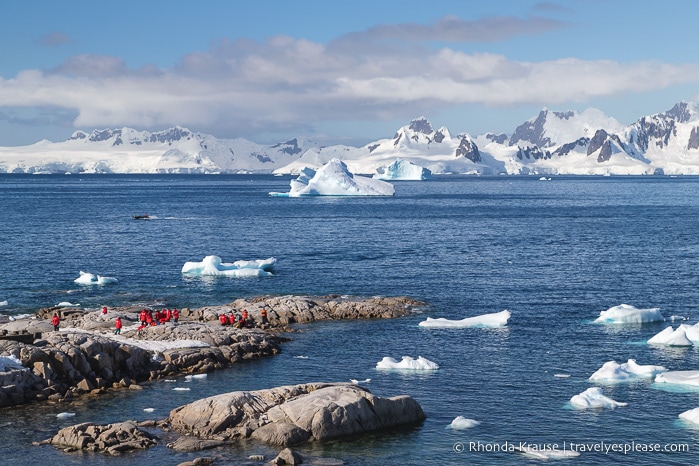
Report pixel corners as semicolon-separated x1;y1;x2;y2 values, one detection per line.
2;174;699;465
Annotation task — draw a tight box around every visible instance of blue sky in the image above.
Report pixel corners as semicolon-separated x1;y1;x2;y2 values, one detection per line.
1;0;698;146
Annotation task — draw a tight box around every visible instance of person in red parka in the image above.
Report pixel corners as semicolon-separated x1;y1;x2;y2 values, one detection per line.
102;306;107;315
219;313;229;325
140;309;148;326
51;313;60;331
172;309;179;322
114;317;122;335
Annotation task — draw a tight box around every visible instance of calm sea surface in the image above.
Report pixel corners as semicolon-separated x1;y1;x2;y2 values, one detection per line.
2;174;699;465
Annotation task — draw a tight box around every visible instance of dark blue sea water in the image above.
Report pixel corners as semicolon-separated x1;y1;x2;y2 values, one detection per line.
2;174;699;465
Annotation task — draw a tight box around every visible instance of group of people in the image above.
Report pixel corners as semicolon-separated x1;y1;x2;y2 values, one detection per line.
219;308;269;328
137;308;179;331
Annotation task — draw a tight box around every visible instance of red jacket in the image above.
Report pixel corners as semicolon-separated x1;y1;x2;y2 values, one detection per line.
115;318;122;329
51;315;60;326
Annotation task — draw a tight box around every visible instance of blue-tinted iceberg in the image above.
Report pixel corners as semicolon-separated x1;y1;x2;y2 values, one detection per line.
374;158;431;180
376;355;439;370
588;359;667;383
648;324;699;346
594;304;664;324
181;255;276;277
74;271;118;285
418;310;510;328
655;371;699;387
570;387;627;409
270;158;394;197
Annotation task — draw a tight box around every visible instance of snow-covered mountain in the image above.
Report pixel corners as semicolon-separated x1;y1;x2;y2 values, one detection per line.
3;102;699;175
0;126;317;174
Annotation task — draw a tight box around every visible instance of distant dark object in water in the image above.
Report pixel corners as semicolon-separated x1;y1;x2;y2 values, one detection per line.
133;214;150;220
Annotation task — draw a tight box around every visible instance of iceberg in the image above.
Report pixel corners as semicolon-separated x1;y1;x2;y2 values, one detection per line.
376;356;439;370
679;407;699;426
655;371;699;387
588;359;667;382
594;304;664;324
373;158;431;180
449;416;480;430
648;324;699;346
270;158;394;197
418;310;510;328
570;387;627;409
181;255;276;277
74;271;118;285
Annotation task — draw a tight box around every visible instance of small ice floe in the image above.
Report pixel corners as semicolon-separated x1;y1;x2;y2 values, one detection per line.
350;378;371;384
74;271;118;285
648;324;699;346
293;355;309;359
56;302;79;307
589;359;667;383
679;408;699;426
173;387;191;391
164;379;177;383
570;387;627;409
0;300;7;306
516;445;580;459
376;356;439;370
554;374;571;378
185;374;208;381
449;416;480;430
181;255;276;277
594;304;664;324
538;176;552;181
670;315;689;322
418;310;510;328
56;412;76;419
143;408;155;413
655;371;699;388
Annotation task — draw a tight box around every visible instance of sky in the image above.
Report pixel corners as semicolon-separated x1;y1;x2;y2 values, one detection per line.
1;0;699;147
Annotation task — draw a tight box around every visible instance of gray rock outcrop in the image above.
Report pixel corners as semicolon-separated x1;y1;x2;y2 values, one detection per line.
165;382;426;446
42;420;157;454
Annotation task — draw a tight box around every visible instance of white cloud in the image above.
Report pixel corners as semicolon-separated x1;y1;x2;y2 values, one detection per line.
2;15;699;141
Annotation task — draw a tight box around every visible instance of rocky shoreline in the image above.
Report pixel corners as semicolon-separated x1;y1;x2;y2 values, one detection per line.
0;295;426;464
0;295;423;408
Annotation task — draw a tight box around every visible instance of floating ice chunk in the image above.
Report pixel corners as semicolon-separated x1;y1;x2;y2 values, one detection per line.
56;302;79;307
670;315;689;321
655;371;699;387
418;310;510;328
594;304;664;324
589;359;667;382
74;271;118;285
181;255;276;277
648;326;694;346
374;158;431;181
449;416;480;430
554;374;570;378
679;408;699;426
143;408;155;413
376;355;439;370
56;412;76;418
350;378;371;384
173;387;191;391
516;446;580;459
0;300;7;306
185;374;208;381
271;158;395;197
570;387;627;409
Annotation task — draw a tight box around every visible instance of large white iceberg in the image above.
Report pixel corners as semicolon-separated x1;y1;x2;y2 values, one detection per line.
375;355;439;370
648;324;699;346
74;271;118;285
270;158;394;197
570;387;628;409
679;407;699;426
418;310;510;328
594;304;664;324
373;158;431;180
655;371;699;387
181;255;276;277
588;359;667;383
